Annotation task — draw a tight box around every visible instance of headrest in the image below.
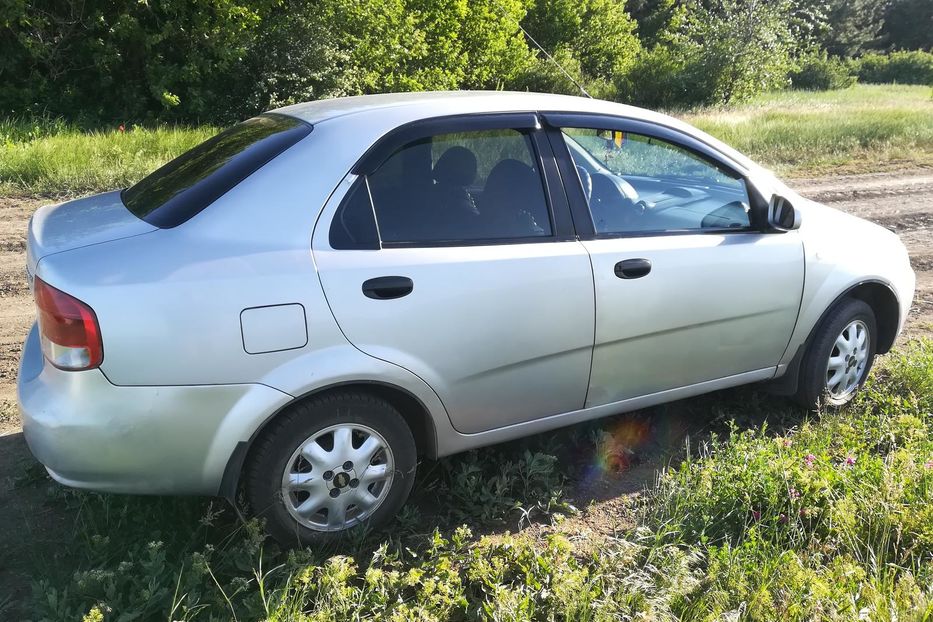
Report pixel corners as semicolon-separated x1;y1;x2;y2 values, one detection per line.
485;159;535;194
433;146;477;187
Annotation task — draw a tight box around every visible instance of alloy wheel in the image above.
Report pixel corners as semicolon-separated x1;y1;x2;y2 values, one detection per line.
280;423;394;532
824;319;870;400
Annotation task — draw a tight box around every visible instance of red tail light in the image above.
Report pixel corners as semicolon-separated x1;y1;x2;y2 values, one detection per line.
34;277;103;370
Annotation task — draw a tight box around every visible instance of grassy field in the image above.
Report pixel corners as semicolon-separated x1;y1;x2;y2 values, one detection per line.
10;340;932;620
1;85;931;197
0;118;215;197
685;84;933;176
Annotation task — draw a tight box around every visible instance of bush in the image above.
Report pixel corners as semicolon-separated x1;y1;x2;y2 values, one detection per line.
789;53;857;90
617;46;713;110
855;50;933;85
618;0;796;109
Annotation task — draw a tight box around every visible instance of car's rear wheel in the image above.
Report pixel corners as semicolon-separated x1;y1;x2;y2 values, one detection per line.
245;391;417;546
796;298;877;409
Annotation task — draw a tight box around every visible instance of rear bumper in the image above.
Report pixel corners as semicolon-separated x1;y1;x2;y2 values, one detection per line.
18;324;291;495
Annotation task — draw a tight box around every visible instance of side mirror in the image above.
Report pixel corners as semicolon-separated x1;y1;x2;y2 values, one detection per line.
767;195;801;231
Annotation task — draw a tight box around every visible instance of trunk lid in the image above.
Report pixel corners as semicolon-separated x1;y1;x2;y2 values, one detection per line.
26;191;157;285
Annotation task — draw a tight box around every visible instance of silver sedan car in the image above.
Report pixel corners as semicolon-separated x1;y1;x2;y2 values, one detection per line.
18;92;915;544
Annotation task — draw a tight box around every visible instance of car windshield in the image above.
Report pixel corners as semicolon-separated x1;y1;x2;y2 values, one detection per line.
122;114;311;228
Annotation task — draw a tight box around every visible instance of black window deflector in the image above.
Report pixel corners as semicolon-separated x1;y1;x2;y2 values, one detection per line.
352;112;540;176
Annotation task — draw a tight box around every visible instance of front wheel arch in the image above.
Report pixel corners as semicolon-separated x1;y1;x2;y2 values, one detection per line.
847;282;899;354
767;280;899;397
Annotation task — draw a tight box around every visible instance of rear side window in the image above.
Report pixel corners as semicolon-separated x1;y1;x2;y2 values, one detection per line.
367;129;552;244
330;179;379;250
122;114;311;228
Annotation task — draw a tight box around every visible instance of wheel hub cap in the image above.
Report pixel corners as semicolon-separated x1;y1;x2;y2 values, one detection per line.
824;319;869;400
280;423;394;532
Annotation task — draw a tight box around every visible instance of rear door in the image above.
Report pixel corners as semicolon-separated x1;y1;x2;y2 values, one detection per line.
313;114;595;434
545;114;805;407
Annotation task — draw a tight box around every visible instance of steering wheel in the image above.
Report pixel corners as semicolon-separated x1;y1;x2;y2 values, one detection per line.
589;173;646;230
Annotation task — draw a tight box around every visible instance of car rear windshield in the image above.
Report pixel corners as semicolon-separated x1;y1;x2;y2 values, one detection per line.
121;114;311;228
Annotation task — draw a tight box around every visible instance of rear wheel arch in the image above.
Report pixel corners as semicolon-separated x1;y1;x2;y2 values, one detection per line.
219;381;437;500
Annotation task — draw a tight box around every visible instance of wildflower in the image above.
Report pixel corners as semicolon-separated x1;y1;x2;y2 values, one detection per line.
778;513;788;524
118;124;125;133
925;460;933;470
845;455;856;467
789;487;800;499
751;509;761;521
799;507;809;517
781;438;792;448
804;454;816;467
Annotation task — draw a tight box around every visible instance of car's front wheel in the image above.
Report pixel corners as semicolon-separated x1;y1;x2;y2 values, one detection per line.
245;391;417;546
797;297;877;409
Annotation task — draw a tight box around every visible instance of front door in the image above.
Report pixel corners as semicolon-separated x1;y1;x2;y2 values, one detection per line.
548;118;805;407
314;116;595;434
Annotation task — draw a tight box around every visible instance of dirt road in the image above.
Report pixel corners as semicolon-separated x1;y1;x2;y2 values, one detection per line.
0;171;931;435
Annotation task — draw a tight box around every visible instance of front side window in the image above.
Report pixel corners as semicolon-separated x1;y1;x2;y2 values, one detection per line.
562;128;751;235
363;128;553;244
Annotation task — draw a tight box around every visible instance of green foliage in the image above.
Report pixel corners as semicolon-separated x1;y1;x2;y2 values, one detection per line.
324;0;532;94
0;0;276;123
521;0;641;82
855;50;933;85
2;0;931;123
881;0;933;53
0;0;532;124
641;339;933;618
625;0;685;47
620;0;797;108
792;0;887;58
789;52;857;90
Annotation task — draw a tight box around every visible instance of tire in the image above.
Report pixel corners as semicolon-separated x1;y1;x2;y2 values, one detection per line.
245;391;417;547
796;297;877;410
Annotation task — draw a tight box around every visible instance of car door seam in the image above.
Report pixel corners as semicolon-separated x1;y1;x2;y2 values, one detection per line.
776;234;808;369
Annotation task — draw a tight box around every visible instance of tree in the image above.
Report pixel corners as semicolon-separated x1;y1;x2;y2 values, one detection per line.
624;0;796;107
521;0;641;83
794;0;886;57
881;0;933;51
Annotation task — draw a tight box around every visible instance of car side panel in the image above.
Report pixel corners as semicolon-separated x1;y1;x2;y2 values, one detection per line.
312;175;596;434
582;232;804;406
777;198;915;366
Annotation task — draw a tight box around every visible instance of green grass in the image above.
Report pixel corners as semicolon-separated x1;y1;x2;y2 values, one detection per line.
1;85;931;197
14;338;933;621
684;84;933;177
0;117;216;196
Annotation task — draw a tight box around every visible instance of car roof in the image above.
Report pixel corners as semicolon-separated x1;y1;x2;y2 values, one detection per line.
269;91;756;172
273;91;647;124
